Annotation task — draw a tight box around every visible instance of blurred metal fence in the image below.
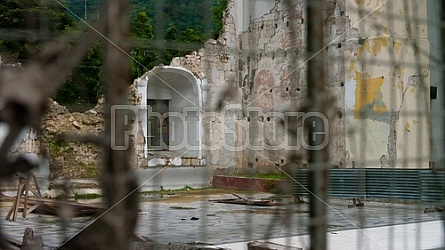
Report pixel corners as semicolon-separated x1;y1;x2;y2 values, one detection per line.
0;0;444;250
293;168;445;203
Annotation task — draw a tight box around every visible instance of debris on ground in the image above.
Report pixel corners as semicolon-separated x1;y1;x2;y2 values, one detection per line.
247;241;302;250
21;228;43;250
208;193;282;206
131;235;229;250
424;206;444;213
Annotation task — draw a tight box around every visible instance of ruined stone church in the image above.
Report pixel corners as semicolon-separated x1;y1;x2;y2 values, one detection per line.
1;0;443;177
133;0;443;172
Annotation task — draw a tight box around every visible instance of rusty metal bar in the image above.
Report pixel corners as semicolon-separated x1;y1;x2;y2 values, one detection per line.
306;0;329;250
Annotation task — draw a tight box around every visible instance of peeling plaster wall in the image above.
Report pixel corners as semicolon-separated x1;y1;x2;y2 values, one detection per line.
238;0;308;169
203;0;346;171
344;0;431;168
237;0;346;170
135;0;437;171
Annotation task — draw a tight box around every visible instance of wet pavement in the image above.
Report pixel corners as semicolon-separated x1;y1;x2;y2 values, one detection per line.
0;191;443;249
1;211;91;249
136;193;442;245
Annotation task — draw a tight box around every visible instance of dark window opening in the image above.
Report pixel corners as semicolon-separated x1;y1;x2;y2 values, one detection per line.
148;99;170;150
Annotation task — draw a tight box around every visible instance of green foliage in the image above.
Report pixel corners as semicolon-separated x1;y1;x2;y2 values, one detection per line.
263;179;279;193
44;134;71;155
256;173;287;180
126;0;223;79
178;185;195;191
55;43;104;106
41;219;60;224
78;163;100;178
73;192;101;200
129;11;157;79
131;12;154;39
159;185;197;192
165;24;179;41
228;173;287;180
358;36;367;45
3;0;228;105
180;28;205;44
141;185;205;195
0;0;76;61
211;0;228;38
54;192;68;199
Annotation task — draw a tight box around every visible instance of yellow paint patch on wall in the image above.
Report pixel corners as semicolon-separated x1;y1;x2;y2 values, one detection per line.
396;66;404;77
406;120;418;132
354;71;387;118
371;37;388;56
372;104;387;112
410;86;416;93
395;66;404;90
357;40;371;59
349;60;355;71
357;37;390;58
393;40;402;54
405;122;411;132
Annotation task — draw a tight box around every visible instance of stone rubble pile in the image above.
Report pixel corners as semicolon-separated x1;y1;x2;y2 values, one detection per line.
13;88;145;179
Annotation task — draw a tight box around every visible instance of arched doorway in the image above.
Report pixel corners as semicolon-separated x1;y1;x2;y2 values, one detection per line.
136;66;202;159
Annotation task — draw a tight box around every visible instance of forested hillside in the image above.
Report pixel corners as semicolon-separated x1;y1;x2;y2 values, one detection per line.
65;0;224;38
0;0;227;108
0;0;76;61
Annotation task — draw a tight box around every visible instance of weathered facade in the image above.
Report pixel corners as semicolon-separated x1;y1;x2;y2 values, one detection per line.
344;0;439;169
1;0;442;177
135;0;443;171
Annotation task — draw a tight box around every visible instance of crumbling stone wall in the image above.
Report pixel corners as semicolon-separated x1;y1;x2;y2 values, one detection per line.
11;99;104;178
43;99;104;178
236;0;346;170
167;0;347;173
